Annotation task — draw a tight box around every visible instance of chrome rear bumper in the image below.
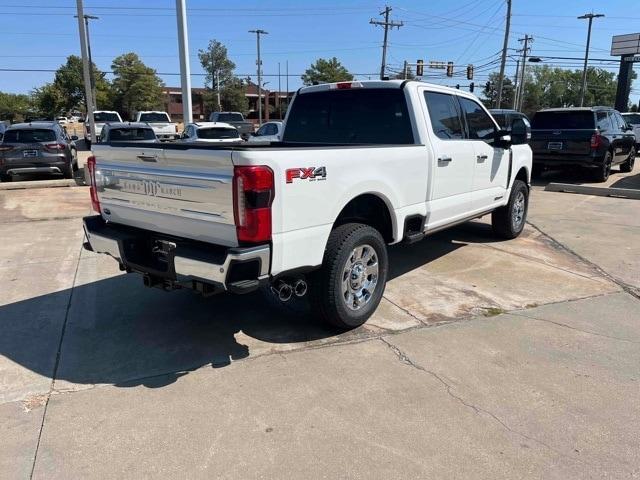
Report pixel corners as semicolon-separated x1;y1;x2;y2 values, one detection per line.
83;215;270;291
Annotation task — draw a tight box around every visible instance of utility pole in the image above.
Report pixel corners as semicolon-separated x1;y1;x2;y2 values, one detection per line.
496;0;511;108
278;62;281;119
215;71;221;111
370;6;403;80
512;57;520;109
285;60;289;113
175;0;192;123
516;35;532;111
75;0;95;144
74;14;98;108
249;29;268;126
578;13;605;107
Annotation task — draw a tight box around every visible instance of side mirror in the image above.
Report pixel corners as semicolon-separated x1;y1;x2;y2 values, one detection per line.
510;117;530;145
71;135;79;141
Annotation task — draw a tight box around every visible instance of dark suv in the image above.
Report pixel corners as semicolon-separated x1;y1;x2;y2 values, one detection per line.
530;107;636;181
0;122;78;181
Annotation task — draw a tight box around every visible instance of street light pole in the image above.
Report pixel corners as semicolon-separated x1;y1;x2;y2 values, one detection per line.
496;0;512;108
578;13;604;107
249;29;268;126
74;14;99;109
175;0;193;124
75;0;95;144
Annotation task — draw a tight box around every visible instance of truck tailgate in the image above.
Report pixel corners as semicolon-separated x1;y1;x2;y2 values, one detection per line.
93;144;237;246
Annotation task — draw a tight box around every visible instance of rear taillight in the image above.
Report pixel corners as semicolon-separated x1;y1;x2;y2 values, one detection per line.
44;143;66;152
591;132;603;149
233;165;274;244
87;155;101;213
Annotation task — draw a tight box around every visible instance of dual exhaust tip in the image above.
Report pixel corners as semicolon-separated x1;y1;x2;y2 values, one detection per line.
272;279;307;302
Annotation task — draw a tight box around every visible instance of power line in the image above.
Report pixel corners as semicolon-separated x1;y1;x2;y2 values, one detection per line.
370;6;403;80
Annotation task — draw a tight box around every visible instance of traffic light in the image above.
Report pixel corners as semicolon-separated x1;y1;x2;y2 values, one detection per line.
447;61;454;77
469;82;474;93
416;59;424;77
466;64;474;80
485;81;492;91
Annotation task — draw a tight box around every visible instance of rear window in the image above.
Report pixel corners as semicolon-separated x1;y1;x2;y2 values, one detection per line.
139;112;170;123
108;128;155;141
531;111;594;130
4;129;56;143
622;113;640;125
283;88;414;144
94;112;121;122
197;127;240;139
215;113;244;122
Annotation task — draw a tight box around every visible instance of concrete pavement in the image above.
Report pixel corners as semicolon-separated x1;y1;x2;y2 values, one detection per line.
0;184;638;479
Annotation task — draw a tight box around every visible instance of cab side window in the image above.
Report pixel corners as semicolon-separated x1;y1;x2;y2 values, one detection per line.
612;111;628;131
597;112;611;131
424;92;464;140
458;97;497;142
256;125;268;136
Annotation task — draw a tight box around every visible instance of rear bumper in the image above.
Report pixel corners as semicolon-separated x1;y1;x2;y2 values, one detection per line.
83;215;270;293
532;153;604;168
0;160;68;176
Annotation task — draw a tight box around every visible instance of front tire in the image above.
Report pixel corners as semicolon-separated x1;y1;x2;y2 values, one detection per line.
620;147;636;173
492;179;529;239
310;223;388;329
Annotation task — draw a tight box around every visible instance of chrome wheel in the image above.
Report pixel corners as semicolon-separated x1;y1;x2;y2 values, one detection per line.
512;191;525;230
341;244;379;311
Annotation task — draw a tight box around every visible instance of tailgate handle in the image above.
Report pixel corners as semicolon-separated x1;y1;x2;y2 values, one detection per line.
136;154;158;162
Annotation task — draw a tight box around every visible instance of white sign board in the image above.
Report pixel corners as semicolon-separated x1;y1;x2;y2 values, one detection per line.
611;33;640;56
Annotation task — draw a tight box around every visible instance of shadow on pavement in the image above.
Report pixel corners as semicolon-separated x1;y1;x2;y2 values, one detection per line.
610;172;640;190
0;220;502;391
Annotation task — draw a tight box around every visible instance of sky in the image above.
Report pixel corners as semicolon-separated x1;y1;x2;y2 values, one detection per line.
0;0;638;104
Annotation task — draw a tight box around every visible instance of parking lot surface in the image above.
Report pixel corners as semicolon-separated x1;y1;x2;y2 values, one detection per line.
1;183;638;479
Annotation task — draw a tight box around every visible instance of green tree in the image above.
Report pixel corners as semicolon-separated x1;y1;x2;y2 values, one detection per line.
0;92;33;122
198;40;244;113
220;78;249;113
31;84;65;118
110;53;164;119
301;57;353;85
482;72;514;109
53;55;111;112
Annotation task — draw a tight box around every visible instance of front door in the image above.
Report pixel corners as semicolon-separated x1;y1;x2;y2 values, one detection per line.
422;90;475;228
457;96;510;212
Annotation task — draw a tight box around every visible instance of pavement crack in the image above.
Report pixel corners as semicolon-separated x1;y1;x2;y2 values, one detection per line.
511;311;640;344
382;296;427;325
28;243;83;480
526;220;640;301
379;337;593;467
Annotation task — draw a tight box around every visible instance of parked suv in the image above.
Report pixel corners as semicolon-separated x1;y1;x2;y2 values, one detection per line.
489;109;530;132
530;107;636;181
98;122;158;144
180;122;242;143
0;121;78;181
621;112;640;151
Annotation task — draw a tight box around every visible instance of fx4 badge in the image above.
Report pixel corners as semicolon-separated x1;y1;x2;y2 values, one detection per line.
286;166;327;184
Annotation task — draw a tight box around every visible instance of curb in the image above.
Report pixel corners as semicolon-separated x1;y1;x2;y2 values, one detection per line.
545;183;640;200
0;179;84;191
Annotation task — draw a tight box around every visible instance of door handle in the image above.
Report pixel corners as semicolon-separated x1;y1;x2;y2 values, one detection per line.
136;154;158;162
477;154;488;162
438;156;452;164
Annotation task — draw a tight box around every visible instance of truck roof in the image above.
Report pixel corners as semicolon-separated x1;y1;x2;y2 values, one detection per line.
297;79;480;100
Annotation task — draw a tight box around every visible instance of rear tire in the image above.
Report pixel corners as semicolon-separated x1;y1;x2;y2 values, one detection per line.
620;147;636;173
0;174;11;183
309;223;388;329
71;149;78;171
593;151;612;182
491;179;529;240
62;162;74;179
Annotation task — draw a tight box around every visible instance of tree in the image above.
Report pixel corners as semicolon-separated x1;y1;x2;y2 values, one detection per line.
110;53;164;119
52;55;111;113
301;57;353;85
220;78;249;113
482;72;514;109
198;40;245;113
394;66;415;80
0;92;33;122
31;84;65;118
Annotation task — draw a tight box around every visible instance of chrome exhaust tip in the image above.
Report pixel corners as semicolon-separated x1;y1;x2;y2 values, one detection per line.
271;280;293;302
293;279;308;297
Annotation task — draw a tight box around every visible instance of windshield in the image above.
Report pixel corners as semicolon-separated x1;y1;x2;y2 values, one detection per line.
283;88;414;144
197;127;240;139
94;112;121;123
4;129;56;143
139;112;170;123
531;111;594;129
622;113;640;125
109;128;156;141
215;113;244;122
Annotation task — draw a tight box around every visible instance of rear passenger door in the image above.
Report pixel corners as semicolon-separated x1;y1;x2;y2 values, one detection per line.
422;90;475;227
611;111;634;161
457;96;509;212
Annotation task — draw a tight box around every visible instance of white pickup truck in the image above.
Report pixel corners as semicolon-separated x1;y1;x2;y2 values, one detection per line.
134;111;178;141
83;80;532;329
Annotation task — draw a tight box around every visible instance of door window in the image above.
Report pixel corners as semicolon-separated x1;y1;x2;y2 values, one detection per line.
597;112;611;132
256;125;268;136
613;111;628;131
458;97;497;142
423;92;464;140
